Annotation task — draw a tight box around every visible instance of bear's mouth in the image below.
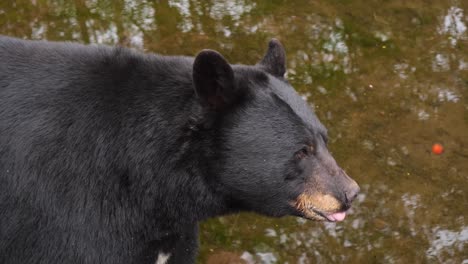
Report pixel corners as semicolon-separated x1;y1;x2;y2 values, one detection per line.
300;207;347;222
291;193;348;222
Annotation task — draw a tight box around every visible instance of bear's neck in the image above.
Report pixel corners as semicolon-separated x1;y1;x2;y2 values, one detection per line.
113;53;229;229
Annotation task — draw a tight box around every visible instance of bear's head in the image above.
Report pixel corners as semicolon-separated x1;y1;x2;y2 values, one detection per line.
192;39;359;222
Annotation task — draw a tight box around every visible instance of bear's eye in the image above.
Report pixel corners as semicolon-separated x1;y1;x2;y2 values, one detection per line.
295;145;314;160
295;147;308;160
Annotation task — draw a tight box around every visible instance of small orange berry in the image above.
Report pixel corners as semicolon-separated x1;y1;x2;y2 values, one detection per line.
432;143;444;155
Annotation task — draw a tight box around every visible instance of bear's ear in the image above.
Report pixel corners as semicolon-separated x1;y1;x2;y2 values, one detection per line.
257;39;286;78
193;49;236;110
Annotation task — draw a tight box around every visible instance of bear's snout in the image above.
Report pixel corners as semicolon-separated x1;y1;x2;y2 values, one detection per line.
292;161;360;222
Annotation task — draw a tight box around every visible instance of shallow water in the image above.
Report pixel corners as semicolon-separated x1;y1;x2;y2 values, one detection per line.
1;1;467;263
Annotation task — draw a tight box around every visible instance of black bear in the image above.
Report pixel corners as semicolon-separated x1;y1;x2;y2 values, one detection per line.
0;36;359;264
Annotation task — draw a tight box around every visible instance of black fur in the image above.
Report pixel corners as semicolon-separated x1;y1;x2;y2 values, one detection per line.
0;36;359;264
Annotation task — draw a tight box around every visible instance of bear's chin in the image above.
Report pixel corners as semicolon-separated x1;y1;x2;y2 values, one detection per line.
299;209;329;222
299;208;347;222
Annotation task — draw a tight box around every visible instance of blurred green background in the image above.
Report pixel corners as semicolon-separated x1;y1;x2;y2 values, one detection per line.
1;1;467;263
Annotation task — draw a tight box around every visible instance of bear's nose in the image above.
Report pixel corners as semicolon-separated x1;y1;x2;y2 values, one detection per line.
345;181;360;204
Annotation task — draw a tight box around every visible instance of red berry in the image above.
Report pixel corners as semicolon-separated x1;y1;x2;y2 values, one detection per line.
432;143;444;155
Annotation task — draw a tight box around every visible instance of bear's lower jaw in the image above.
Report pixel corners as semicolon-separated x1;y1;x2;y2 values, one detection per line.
297;207;347;222
292;193;346;222
299;209;328;221
297;208;346;222
303;208;331;221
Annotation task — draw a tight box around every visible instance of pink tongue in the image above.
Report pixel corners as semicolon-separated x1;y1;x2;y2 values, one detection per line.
327;211;346;222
